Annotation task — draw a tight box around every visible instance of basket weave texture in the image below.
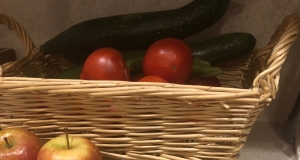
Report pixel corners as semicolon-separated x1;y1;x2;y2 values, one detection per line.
0;13;300;160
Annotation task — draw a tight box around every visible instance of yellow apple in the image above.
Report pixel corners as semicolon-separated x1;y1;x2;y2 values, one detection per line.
37;133;101;160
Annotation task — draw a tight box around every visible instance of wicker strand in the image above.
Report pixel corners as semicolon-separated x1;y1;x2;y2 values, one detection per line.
0;13;76;78
0;13;39;55
253;13;300;98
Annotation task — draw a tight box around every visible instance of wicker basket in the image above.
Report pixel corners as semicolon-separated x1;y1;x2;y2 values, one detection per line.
0;13;299;160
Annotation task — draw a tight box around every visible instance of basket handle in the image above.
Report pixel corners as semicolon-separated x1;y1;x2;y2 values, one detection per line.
0;13;39;55
253;13;300;99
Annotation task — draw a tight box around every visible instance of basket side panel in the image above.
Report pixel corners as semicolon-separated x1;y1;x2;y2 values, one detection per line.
0;88;264;160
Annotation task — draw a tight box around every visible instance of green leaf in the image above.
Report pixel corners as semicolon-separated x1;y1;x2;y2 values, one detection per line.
55;65;83;79
192;58;224;77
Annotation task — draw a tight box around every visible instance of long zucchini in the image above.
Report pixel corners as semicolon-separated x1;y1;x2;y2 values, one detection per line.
40;0;230;64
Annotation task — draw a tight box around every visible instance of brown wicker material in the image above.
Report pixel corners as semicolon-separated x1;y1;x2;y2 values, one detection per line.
0;13;299;160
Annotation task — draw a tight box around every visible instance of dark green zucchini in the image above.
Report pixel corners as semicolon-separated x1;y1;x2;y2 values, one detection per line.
41;0;230;64
190;32;257;65
56;32;256;79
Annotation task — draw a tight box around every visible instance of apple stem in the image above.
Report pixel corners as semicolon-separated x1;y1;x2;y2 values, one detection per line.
4;137;11;148
64;127;71;149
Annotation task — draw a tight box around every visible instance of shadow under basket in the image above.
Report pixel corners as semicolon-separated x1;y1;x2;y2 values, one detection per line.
0;13;300;160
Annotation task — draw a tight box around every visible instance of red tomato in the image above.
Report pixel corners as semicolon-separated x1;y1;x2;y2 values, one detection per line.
142;38;193;84
80;47;130;81
186;76;221;87
138;75;169;83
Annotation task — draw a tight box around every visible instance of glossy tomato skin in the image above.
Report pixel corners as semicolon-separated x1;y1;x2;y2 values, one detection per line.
142;38;193;84
80;47;130;81
138;75;169;83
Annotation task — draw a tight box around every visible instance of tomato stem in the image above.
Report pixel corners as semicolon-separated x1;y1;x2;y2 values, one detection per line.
64;127;71;149
4;137;11;148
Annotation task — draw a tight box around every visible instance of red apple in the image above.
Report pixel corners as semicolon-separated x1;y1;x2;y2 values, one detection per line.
0;127;44;160
37;128;102;160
